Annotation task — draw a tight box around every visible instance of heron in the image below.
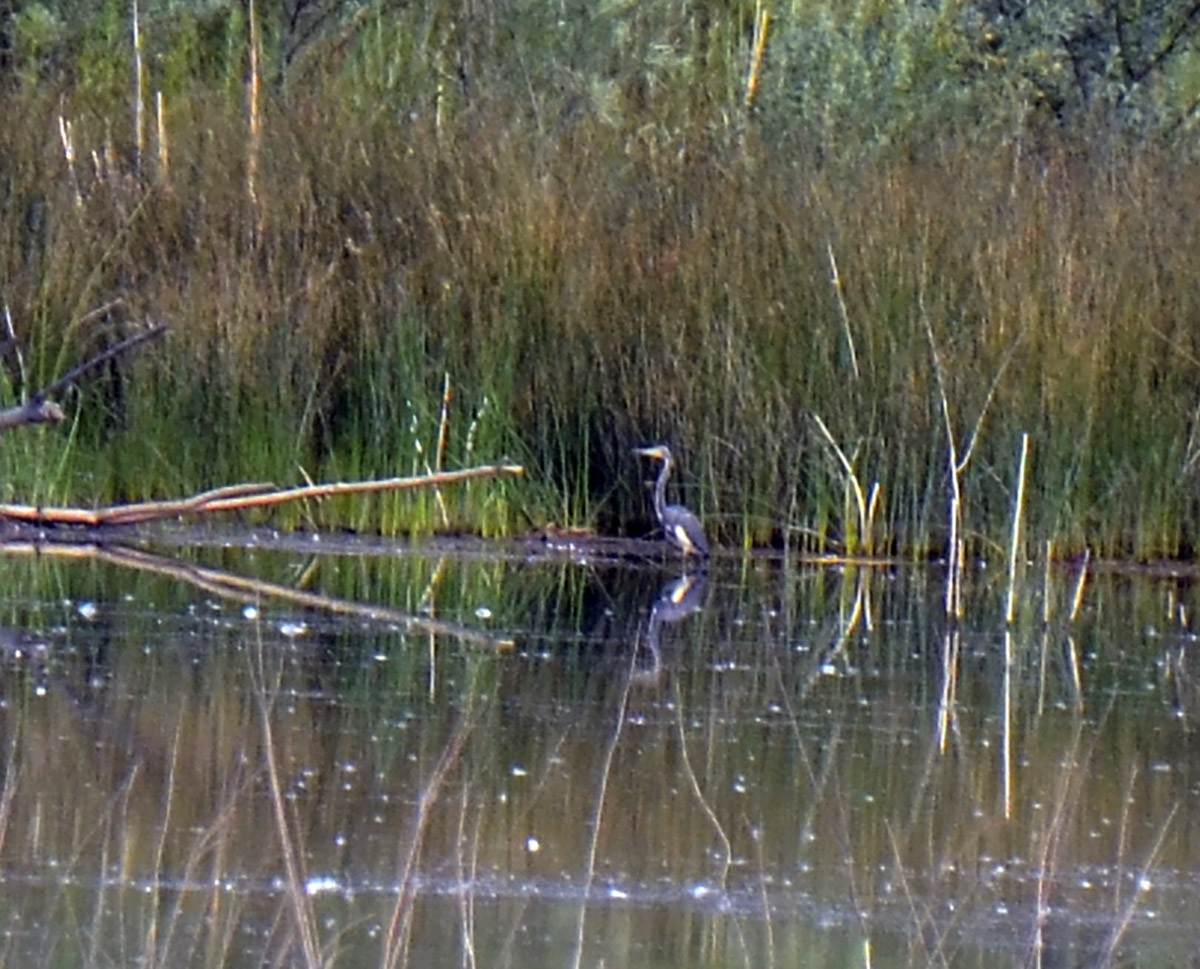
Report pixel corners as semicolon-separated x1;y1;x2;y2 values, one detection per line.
633;445;710;559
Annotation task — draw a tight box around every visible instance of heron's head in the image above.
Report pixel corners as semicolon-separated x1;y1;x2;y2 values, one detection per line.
633;444;671;462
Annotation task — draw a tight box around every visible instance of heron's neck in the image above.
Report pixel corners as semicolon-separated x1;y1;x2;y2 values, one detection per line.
654;460;671;521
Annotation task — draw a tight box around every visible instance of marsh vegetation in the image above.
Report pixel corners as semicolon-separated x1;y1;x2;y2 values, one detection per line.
3;1;1200;558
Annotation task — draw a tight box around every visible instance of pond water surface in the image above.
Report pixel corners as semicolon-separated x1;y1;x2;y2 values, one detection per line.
0;529;1197;967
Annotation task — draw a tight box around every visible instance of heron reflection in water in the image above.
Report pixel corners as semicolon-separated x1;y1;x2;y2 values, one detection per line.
633;571;709;683
633;444;710;560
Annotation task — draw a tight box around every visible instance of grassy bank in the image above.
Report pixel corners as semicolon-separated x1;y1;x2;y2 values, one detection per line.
2;2;1200;559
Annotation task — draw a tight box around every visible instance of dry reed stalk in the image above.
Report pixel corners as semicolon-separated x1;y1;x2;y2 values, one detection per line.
2;305;24;387
1005;432;1030;625
570;649;638;969
812;413;878;555
1068;549;1091;622
58;115;83;208
935;629;959;753
921;284;1018;617
672;677;734;886
431;372;453;525
922;311;964;618
825;241;860;380
156;91;168;181
252;639;321;968
381;696;478;969
436;373;452;471
1029;717;1085;965
1100;800;1178;965
141;715;183;966
246;0;262;217
1064;636;1084;709
0;722;21;858
743;3;771;111
1042;540;1052;625
1002;629;1013;819
132;0;145;175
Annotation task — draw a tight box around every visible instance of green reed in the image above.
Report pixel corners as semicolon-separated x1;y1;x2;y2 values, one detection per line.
3;3;1200;558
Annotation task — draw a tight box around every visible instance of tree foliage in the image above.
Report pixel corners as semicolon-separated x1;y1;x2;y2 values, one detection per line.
3;0;1200;150
767;0;1200;152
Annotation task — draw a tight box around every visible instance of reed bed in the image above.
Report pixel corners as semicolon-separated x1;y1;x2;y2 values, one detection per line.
2;3;1200;558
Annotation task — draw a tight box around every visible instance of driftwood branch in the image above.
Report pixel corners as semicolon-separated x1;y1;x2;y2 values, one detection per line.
0;399;65;432
0;464;525;526
35;322;168;403
0;322;167;434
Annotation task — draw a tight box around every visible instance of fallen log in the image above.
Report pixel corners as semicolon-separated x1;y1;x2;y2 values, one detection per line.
0;464;525;527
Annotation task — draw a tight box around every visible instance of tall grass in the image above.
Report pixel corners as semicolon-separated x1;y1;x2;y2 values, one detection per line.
2;2;1200;557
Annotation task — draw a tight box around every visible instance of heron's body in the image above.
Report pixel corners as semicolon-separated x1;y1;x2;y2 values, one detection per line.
634;445;710;559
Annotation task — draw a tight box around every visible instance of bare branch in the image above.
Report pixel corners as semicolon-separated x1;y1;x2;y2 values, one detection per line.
0;322;167;435
0;399;66;433
33;322;167;404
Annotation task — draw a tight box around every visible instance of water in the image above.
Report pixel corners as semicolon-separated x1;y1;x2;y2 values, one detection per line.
0;529;1197;967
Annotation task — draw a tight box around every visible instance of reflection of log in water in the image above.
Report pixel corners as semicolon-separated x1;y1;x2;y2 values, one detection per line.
0;540;513;651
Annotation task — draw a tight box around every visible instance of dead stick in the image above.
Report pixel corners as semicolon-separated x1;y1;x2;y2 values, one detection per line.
0;399;65;432
0;464;524;526
100;482;280;524
192;464;524;512
0;322;167;434
103;464;525;524
33;322;167;403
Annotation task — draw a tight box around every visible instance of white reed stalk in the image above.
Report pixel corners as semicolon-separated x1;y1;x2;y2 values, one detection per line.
812;412;875;555
132;0;145;174
58;116;82;207
1042;540;1052;625
1005;433;1029;625
1003;629;1013;818
826;241;860;380
246;0;261;211
743;3;771;110
1068;548;1090;623
156;90;169;180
